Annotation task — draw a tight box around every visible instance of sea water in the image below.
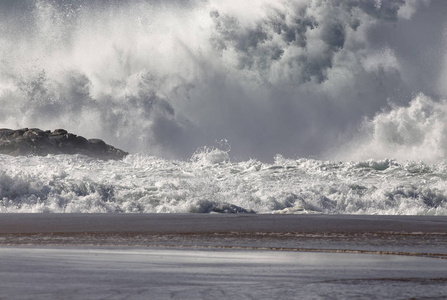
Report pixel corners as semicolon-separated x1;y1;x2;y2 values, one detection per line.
1;151;446;214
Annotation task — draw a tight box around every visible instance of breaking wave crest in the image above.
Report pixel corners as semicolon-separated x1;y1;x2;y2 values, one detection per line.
1;1;447;215
335;94;447;163
1;153;447;215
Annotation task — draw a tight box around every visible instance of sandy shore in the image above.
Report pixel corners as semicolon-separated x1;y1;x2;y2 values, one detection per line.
2;213;447;234
1;247;446;300
1;214;447;299
1;214;447;256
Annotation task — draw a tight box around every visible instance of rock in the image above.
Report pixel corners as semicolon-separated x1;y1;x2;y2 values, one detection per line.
0;128;128;160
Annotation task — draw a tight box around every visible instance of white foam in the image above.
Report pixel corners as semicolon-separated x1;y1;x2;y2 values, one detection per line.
1;152;446;215
337;94;447;163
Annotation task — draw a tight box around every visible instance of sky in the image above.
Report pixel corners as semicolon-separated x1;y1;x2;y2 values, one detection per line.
1;0;447;162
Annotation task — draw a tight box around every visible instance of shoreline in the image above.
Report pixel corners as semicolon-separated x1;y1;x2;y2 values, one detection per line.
2;213;447;234
2;214;447;299
1;214;447;257
1;247;446;299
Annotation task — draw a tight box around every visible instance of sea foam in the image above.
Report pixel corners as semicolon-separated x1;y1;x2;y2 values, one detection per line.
1;152;446;215
1;1;447;215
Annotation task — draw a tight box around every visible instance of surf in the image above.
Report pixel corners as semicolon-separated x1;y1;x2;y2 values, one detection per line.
1;152;446;215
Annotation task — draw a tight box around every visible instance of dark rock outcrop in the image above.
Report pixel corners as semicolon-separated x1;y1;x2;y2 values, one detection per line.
0;128;128;160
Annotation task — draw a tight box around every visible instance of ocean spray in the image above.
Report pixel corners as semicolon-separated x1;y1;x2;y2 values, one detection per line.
1;0;445;161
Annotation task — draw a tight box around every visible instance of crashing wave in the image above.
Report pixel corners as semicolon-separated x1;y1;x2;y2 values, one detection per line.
1;154;446;215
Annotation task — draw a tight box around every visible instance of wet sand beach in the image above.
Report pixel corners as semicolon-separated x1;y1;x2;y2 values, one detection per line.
1;214;447;255
1;214;447;299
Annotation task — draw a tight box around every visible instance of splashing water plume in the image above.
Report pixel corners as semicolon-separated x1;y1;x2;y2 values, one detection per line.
1;0;446;161
2;1;447;215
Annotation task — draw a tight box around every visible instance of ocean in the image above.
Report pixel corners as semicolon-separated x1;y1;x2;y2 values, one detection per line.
2;1;447;298
1;0;447;215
